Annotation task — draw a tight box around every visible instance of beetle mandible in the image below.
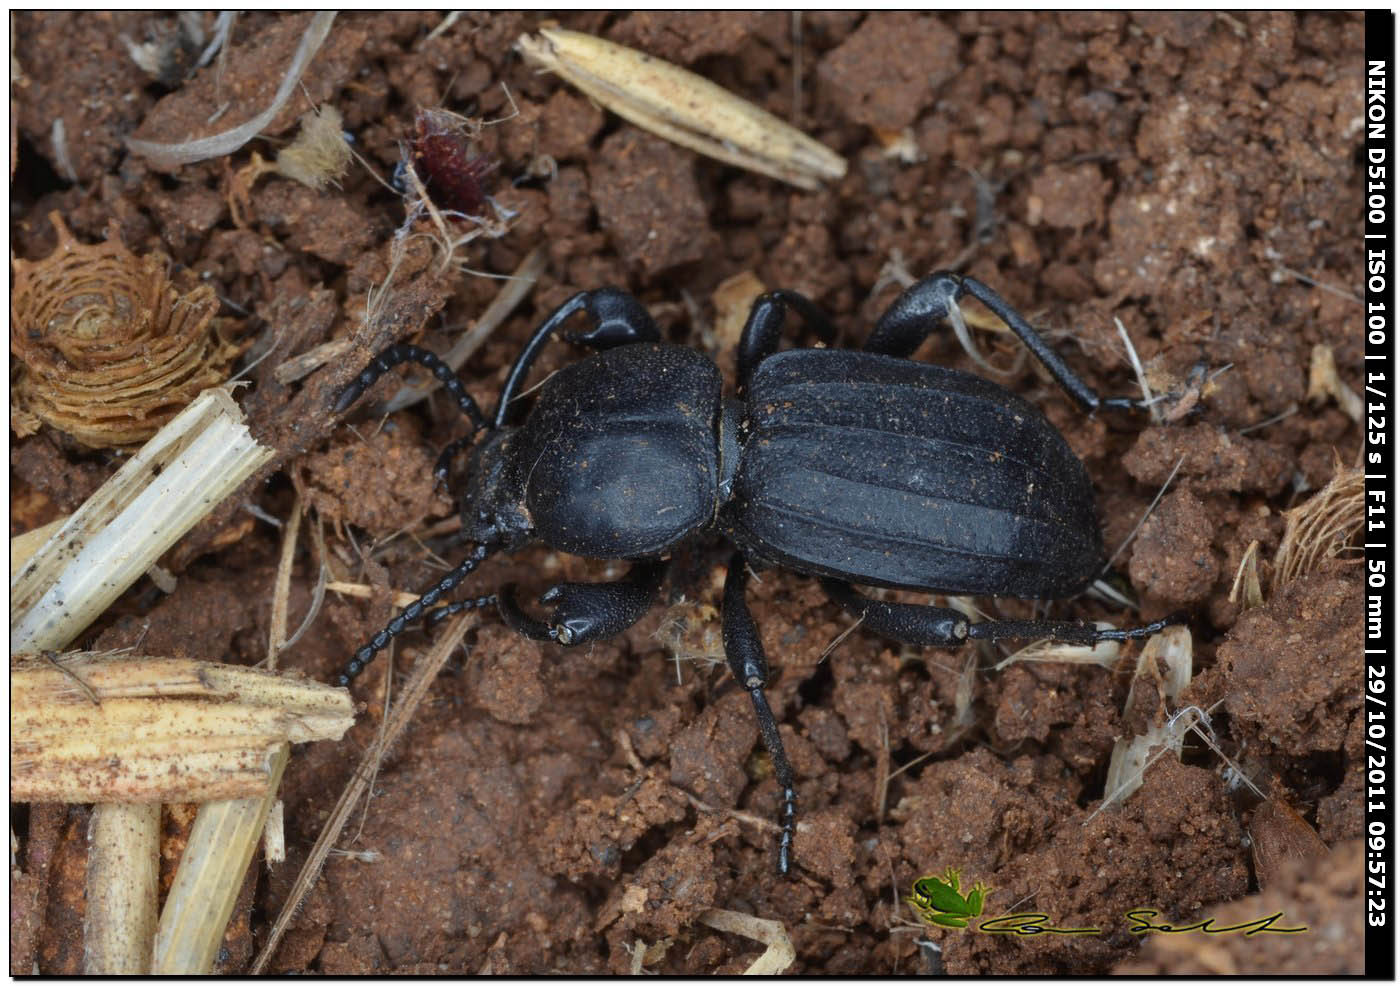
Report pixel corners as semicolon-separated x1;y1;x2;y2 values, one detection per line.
330;271;1179;876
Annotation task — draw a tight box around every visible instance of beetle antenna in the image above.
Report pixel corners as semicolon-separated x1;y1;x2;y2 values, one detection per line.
336;542;496;686
333;343;488;433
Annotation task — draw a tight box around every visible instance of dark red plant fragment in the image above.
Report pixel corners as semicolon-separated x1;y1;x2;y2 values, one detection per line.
409;108;497;217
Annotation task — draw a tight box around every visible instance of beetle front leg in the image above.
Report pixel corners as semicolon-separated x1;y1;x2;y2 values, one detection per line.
736;290;840;396
722;554;798;876
497;560;667;645
823;579;1184;646
865;272;1147;414
493;287;662;428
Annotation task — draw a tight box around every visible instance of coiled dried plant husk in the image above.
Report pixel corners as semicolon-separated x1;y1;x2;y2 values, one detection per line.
11;213;238;448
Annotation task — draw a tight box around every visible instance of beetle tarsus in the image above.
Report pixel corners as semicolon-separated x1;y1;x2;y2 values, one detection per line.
724;555;800;875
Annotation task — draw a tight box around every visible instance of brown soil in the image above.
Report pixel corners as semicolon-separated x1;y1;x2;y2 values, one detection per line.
10;11;1365;975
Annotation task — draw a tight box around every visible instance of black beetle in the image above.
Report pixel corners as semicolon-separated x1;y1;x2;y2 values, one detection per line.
331;272;1178;875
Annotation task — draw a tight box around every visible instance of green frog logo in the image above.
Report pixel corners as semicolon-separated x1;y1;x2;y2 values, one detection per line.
907;867;991;929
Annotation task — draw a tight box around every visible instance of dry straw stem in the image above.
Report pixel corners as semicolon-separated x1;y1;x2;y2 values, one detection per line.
82;803;159;974
697;908;795;975
153;744;290;974
11;652;353;803
9;390;271;972
516;27;846;191
10;515;66;570
252;613;477;973
327;579;429;610
1272;460;1364;592
11;388;274;651
153;494;312;974
126;11;336;168
273;335;354;385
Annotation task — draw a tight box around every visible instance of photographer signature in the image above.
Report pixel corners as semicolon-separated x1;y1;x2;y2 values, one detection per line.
909;871;1306;938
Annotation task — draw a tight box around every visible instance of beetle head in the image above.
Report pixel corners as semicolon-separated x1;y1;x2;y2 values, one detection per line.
459;427;533;551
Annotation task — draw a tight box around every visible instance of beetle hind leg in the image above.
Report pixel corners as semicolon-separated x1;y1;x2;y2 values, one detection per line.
723;554;798;876
823;579;1185;647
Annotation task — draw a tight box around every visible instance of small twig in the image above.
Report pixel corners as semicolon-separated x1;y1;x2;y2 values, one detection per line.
251;613;478;973
265;494;303;670
682;791;812;837
1238;403;1299;435
424;10;463;43
1276;265;1362;305
818;612;864;663
1101;453;1186;574
1113;316;1157;423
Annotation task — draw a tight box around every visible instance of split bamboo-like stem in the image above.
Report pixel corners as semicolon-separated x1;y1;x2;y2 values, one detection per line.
10;386;274;974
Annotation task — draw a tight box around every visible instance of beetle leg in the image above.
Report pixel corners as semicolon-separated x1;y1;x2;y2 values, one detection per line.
493;287;661;428
824;579;1186;646
333;343;488;429
964;612;1187;644
864;272;1147;414
432;435;476;489
497;561;667;645
736;290;840;396
822;579;971;645
335;542;495;687
722;554;798;876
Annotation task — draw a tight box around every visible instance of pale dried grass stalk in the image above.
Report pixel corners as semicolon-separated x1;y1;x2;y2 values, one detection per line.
11;388;274;650
126;11;336;168
10;516;66;571
10;653;353;803
273;336;354;385
516;27;845;190
82;803;159;974
11;389;270;974
327;579;429;610
1272;461;1364;591
152;744;290;973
